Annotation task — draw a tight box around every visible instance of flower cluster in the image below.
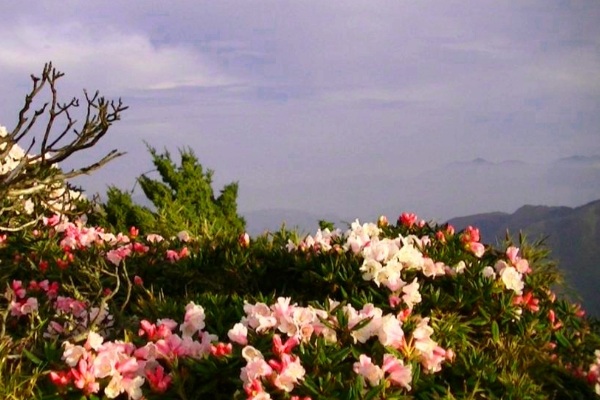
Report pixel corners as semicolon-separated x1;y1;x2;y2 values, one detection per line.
240;338;306;399
3;280;50;317
40;214;190;269
588;350;600;395
0;125;26;176
460;225;485;257
285;227;342;253
1;124;85;217
46;296;114;340
51;301;219;399
230;297;450;398
485;246;532;295
4;208;600;399
2;278;114;341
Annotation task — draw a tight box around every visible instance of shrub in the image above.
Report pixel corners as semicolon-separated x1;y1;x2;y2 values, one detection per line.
94;145;245;238
1;65;600;400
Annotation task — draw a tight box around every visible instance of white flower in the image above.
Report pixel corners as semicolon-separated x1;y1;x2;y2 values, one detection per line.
402;278;422;309
360;259;383;284
500;266;524;295
454;261;467;274
177;230;191;242
23;199;35;215
481;266;496;279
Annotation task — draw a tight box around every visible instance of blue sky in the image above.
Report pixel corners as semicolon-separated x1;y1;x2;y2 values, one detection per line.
1;1;599;229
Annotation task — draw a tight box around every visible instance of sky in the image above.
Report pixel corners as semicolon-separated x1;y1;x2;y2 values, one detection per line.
1;1;599;230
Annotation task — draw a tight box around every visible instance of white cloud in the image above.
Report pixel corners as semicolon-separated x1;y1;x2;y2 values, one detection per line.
0;22;237;94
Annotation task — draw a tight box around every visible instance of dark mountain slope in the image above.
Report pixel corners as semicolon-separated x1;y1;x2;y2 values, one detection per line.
449;199;600;316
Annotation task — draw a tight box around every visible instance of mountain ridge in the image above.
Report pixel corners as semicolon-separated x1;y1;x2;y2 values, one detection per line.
448;199;600;316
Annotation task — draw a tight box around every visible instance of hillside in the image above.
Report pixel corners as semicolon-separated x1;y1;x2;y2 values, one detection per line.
449;199;600;316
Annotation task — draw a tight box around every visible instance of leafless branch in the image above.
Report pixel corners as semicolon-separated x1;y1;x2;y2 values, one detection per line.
1;62;128;232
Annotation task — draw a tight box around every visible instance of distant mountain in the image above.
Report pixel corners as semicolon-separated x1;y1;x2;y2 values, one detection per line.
448;199;600;316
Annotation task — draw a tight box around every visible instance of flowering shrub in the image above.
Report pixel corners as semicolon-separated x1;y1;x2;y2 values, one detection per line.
1;208;600;399
0;125;87;226
1;63;600;399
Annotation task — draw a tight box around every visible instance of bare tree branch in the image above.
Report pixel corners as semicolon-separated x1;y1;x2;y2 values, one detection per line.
0;62;128;232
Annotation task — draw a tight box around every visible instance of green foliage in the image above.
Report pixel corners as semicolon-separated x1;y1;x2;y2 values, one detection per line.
3;209;600;399
2;65;600;400
97;145;245;238
448;200;600;316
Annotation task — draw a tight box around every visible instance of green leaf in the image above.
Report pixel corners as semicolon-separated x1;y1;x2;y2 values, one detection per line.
555;331;570;348
491;320;500;343
22;348;43;366
302;376;322;397
364;384;383;400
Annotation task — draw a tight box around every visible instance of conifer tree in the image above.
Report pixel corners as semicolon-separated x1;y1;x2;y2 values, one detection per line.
99;145;245;237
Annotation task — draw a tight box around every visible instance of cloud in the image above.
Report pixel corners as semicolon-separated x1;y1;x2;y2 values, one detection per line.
0;22;237;95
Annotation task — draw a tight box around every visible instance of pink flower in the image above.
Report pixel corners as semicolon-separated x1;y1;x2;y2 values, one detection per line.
548;310;563;330
166;249;179;262
239;232;250;247
179;246;189;259
146;365;172;393
244;302;277;333
166;247;189;262
62;343;87;367
155;334;185;361
271;354;306;392
228;323;248;345
461;225;480;243
210;342;233;357
139;320;173;342
49;370;72;387
180;302;206;337
244;379;268;399
421;345;447;373
377;314;405;348
11;280;26;299
422;258;446;278
382;354;412;390
468;241;485;258
399;213;417;228
353;354;384;387
43;214;61;227
10;297;38;316
506;246;520;264
131;242;149;254
128;226;139;238
506;246;531;274
435;230;446;243
272;334;299;356
146;233;164;243
388;295;401;308
106;246;132;266
71;359;100;395
513;291;540;312
241;358;273;385
133;275;144;286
